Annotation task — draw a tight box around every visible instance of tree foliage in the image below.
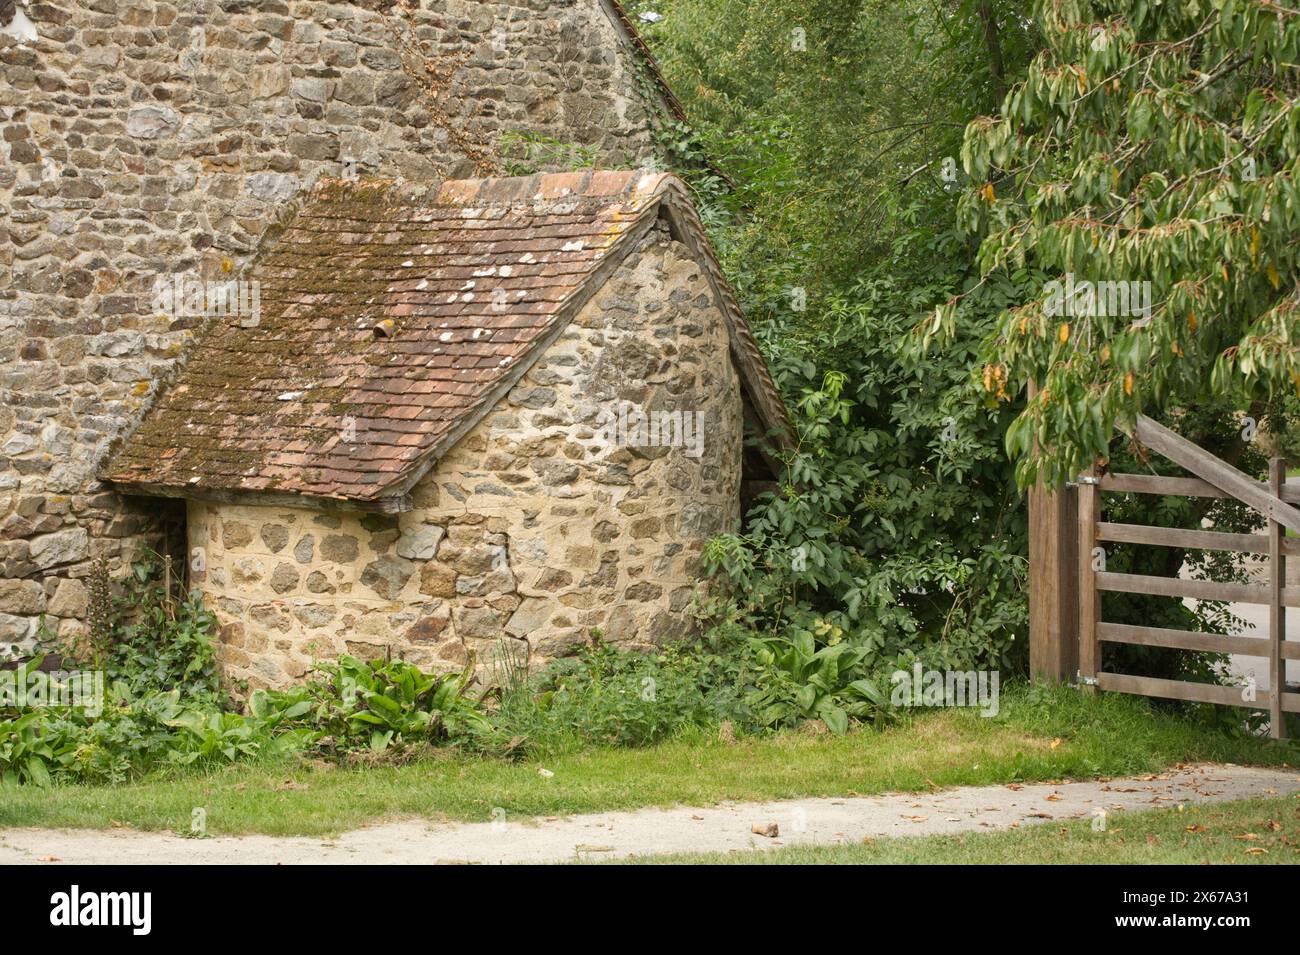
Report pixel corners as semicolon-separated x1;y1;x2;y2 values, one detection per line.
921;0;1300;488
642;0;1041;672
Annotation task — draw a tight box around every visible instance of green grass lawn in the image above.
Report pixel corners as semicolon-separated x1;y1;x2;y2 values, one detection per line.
606;794;1300;864
0;685;1294;837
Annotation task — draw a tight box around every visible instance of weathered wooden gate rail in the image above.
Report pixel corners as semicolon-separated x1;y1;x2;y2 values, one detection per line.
1033;414;1296;739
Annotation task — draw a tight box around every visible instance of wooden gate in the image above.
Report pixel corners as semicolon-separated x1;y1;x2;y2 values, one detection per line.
1075;415;1299;739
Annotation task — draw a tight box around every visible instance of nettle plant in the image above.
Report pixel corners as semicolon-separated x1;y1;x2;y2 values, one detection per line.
921;0;1300;487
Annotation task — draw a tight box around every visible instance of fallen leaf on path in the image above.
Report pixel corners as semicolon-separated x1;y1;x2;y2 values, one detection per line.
37;855;60;863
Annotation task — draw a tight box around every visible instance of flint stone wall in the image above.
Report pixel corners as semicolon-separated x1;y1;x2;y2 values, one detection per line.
188;232;742;688
0;0;663;648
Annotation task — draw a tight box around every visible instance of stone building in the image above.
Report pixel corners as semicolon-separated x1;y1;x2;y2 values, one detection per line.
0;1;789;682
102;171;789;686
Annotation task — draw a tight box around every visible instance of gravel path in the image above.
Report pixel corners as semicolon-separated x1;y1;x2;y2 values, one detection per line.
2;763;1296;865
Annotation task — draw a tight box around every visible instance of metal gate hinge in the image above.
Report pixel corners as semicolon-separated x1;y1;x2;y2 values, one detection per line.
1076;672;1099;687
1076;475;1101;485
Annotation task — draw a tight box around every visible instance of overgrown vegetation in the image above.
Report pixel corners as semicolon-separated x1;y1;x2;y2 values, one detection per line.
1;682;1291;836
92;556;223;706
499;130;600;176
0;558;493;784
251;655;488;762
635;0;1041;676
4;552;1291;790
918;0;1300;489
644;0;1297;689
1;558;889;785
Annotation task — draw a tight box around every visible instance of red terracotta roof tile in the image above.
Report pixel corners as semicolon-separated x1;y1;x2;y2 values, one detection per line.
103;171;791;508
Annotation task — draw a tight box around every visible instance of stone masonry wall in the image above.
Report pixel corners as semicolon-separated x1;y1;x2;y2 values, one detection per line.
187;230;743;689
0;0;663;649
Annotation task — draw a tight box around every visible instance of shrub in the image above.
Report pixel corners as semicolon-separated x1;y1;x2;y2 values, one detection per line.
0;658;286;786
250;655;488;759
1;558;276;786
108;562;222;706
743;626;886;735
471;642;753;757
62;554;223;707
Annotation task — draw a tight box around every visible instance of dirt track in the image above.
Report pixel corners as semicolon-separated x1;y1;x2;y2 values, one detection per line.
1;763;1295;864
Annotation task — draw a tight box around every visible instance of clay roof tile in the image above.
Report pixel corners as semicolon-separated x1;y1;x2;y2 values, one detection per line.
102;171;791;508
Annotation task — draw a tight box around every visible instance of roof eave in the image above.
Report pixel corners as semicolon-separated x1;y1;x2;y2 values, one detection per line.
105;478;412;515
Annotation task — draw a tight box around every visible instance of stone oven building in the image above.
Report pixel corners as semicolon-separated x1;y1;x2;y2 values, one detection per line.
0;0;788;686
100;171;789;686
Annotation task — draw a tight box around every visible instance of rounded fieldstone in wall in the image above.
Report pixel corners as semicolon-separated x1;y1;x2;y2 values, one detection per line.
269;562;300;595
223;521;254;550
260;523;289;553
320;534;359;563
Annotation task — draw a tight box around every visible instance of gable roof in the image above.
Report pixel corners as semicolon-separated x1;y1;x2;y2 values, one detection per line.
102;171;792;513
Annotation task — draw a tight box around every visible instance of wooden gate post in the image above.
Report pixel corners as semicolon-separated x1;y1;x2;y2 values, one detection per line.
1269;458;1289;740
1029;478;1079;683
1076;467;1100;691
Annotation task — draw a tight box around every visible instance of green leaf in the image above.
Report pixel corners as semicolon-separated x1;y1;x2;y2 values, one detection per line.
25;757;51;787
818;703;849;736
